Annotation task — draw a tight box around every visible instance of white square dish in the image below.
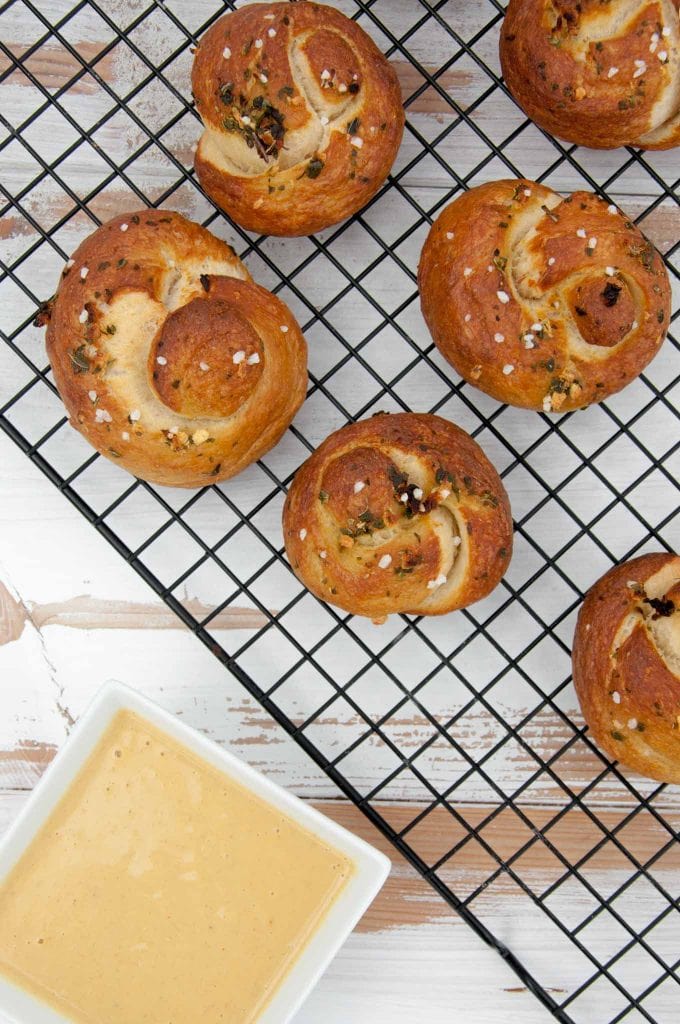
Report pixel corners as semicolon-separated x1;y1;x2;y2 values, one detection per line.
0;681;390;1024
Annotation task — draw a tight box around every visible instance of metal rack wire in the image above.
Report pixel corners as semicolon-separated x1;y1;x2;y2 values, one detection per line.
0;1;678;1021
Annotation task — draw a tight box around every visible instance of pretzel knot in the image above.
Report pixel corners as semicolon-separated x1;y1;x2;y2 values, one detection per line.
500;0;680;149
418;179;671;412
283;413;513;619
573;553;680;784
192;1;404;236
45;212;307;487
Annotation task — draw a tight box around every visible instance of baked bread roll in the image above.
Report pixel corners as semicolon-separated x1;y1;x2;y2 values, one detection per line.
573;553;680;784
191;1;404;236
500;0;680;149
283;413;513;619
44;211;307;488
418;179;671;412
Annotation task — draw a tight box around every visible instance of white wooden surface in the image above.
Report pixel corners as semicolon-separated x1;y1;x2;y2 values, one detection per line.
1;1;679;1021
0;434;553;1024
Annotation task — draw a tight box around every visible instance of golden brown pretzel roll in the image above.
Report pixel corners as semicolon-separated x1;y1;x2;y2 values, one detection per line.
44;211;307;488
500;0;680;150
573;553;680;784
283;413;513;619
418;179;671;412
191;1;404;236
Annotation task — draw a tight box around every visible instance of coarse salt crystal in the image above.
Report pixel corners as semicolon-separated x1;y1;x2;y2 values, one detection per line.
299;528;307;540
259;74;268;83
319;550;327;559
612;691;621;704
608;204;618;214
606;266;615;276
255;38;263;48
502;363;514;375
233;350;245;364
157;356;167;365
464;267;473;277
497;290;510;303
576;228;587;238
464;313;472;323
439;488;450;500
413;487;423;500
88;390;97;402
66;259;74;269
524;188;531;196
662;26;671;37
607;66;619;78
241;115;251;125
524;333;534;343
199;361;209;371
378;554;392;569
338;83;348;93
80;266;89;279
400;493;408;503
488;265;494;272
548;257;556;266
280;324;288;333
223;46;231;59
446;231;454;240
631;320;638;330
129;409;141;422
542;395;552;412
525;337;535;349
95;408;112;423
120;223;128;232
247;352;260;365
658;50;668;61
321;69;331;80
452;537;461;547
320;115;329;125
350;136;363;148
354;481;365;494
494;332;505;343
79;309;88;323
627;718;638;730
588;236;598;249
121;431;130;441
427;574;447;590
633;60;646;77
268;28;276;37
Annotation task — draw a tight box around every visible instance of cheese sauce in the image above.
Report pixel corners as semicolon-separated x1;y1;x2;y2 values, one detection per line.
0;710;352;1023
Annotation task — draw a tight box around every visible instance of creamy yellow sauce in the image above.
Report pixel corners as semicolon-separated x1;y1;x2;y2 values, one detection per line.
0;710;352;1024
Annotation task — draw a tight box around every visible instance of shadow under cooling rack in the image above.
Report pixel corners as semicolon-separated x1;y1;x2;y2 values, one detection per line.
0;1;679;1022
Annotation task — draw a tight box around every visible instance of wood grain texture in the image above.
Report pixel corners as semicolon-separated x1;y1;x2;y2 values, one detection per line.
1;1;678;1020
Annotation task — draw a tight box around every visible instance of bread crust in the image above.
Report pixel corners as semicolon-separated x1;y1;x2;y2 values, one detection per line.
418;179;671;412
44;211;307;487
192;1;404;235
573;553;680;784
283;412;513;618
500;0;680;150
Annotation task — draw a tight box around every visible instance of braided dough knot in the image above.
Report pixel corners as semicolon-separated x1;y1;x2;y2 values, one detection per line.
192;1;404;235
501;0;680;149
573;553;680;784
46;212;307;486
284;414;513;618
418;179;671;412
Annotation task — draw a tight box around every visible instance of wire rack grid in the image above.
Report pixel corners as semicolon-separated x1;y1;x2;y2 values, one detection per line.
0;0;679;1021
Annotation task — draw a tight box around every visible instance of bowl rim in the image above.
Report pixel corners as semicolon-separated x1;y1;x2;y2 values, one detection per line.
0;680;391;1024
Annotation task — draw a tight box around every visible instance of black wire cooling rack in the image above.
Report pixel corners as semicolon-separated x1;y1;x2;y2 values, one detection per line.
1;1;679;1021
